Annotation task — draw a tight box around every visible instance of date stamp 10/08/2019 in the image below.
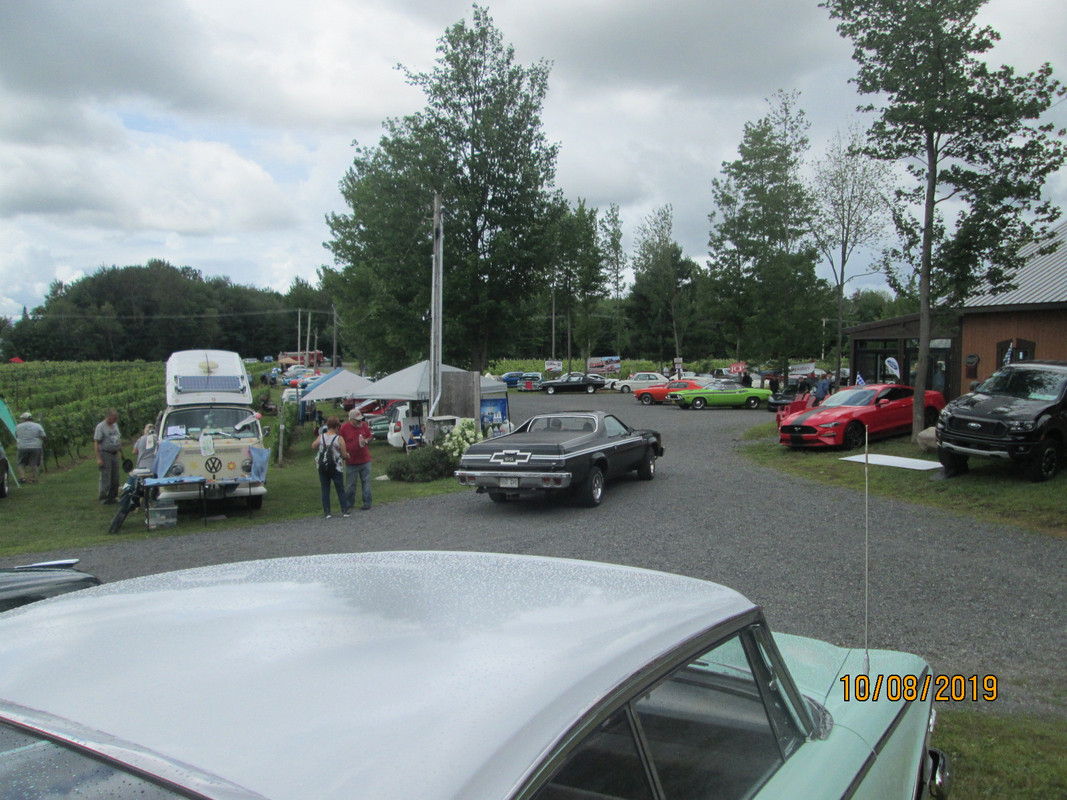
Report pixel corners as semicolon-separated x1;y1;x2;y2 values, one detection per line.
840;674;998;702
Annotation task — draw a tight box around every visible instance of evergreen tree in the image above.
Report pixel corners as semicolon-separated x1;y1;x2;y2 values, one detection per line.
824;0;1066;436
324;5;559;371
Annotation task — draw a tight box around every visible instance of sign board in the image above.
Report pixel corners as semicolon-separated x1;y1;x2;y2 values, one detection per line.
586;356;621;374
730;361;747;374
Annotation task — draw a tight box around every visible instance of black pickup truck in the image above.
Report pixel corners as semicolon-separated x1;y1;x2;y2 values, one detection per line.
936;360;1067;482
455;411;664;507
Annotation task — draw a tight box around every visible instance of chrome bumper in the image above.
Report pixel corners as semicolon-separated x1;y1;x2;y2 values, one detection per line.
455;470;572;490
926;747;952;799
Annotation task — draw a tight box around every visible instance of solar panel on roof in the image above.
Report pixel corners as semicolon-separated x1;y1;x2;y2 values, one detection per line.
176;375;243;393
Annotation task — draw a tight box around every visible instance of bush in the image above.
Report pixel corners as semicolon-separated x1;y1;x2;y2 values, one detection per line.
440;418;482;459
386;445;459;482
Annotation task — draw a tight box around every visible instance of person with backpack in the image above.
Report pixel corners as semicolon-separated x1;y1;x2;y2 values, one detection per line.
312;416;350;518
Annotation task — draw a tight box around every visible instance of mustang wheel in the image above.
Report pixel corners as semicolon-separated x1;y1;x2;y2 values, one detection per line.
546;386;556;395
938;447;969;476
577;466;604;507
745;396;760;409
691;397;706;410
843;422;866;450
585;384;596;394
1025;438;1061;482
638;393;653;405
637;449;656;480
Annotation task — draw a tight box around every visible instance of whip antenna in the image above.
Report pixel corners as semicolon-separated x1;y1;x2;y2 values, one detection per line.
863;424;870;675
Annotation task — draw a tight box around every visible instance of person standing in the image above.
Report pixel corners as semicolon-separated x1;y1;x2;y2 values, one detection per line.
94;408;124;504
133;423;158;472
15;412;46;483
313;416;349;518
814;374;831;406
339;407;373;511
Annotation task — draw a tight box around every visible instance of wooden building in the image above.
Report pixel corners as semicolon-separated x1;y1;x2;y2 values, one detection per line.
846;219;1067;400
956;220;1067;388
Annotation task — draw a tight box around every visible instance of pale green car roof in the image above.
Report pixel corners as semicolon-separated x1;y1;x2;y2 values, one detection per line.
0;551;756;800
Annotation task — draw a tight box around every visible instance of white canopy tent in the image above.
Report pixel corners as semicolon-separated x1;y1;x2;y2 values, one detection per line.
299;369;374;403
353;360;505;400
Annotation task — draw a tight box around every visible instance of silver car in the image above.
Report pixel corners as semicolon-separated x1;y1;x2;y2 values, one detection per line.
0;552;950;799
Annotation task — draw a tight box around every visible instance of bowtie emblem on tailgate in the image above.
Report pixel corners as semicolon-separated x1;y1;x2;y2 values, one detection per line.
490;450;532;464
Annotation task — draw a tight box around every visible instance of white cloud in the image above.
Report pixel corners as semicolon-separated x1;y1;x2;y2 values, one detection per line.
0;0;1063;321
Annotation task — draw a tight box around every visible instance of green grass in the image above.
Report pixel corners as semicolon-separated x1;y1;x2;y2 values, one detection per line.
933;710;1067;798
741;421;1067;797
1;431;464;557
740;422;1066;538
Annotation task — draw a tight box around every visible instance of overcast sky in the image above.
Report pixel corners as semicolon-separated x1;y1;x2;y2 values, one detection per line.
1;0;1064;320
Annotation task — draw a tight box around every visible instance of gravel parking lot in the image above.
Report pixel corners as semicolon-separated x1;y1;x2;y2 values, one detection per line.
4;389;1064;715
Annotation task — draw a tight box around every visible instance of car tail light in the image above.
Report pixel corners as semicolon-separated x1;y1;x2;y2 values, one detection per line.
393;422;401;432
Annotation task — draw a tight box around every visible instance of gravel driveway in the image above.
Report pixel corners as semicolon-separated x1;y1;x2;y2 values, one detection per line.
4;389;1064;716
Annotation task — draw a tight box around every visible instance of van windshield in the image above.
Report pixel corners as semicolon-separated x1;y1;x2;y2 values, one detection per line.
162;408;259;439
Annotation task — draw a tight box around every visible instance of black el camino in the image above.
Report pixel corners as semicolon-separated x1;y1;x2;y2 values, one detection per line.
539;372;605;394
455;411;664;507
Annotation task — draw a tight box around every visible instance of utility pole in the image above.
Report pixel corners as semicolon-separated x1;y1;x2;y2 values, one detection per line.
429;194;444;416
331;305;338;368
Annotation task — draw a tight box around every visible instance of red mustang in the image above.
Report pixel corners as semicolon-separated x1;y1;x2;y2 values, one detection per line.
633;379;710;405
779;383;946;449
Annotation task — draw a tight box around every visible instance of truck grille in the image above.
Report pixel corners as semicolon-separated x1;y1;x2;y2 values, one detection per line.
946;417;1007;437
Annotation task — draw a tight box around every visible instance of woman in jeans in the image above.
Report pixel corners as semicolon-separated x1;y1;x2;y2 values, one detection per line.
312;416;350;518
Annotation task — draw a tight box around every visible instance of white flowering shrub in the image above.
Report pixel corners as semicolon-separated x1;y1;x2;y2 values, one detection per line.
440;417;483;460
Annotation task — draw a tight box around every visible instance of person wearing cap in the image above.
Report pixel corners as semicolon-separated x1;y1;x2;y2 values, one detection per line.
93;408;124;504
15;411;46;484
339;407;373;511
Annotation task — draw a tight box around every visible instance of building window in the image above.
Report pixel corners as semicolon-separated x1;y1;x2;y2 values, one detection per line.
997;339;1036;366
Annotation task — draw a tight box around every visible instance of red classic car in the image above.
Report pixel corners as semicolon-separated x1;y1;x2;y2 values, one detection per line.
633;379;710;405
778;383;946;449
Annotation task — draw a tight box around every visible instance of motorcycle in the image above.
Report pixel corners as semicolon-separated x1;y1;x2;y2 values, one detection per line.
107;467;153;534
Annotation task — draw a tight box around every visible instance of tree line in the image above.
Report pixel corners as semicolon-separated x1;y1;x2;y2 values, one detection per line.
4;0;1061;410
2;261;334;362
321;1;1063;393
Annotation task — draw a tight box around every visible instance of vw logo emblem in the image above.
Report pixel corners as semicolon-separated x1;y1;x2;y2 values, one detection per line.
205;456;223;474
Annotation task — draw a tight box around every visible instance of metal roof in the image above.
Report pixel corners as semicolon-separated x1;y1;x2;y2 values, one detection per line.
965;220;1067;308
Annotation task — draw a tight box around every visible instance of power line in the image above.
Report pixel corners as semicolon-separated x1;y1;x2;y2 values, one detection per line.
19;308;332;322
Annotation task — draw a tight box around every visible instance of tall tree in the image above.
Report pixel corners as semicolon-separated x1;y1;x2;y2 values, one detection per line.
598;203;627;355
552;199;606;366
628;206;697;365
823;0;1066;438
324;5;559;371
810;124;893;385
708;91;825;366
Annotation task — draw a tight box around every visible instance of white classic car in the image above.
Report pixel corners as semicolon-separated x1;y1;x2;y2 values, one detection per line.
610;371;669;393
0;552;949;800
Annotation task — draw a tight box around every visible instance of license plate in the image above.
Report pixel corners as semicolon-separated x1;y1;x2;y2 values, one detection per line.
500;476;519;488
